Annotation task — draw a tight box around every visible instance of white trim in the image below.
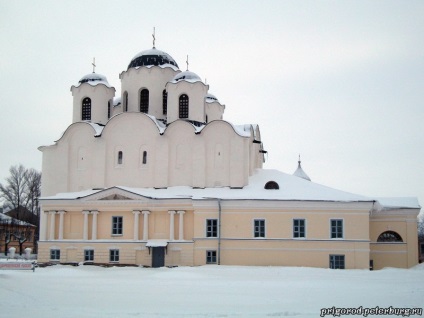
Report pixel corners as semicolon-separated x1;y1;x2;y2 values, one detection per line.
329;218;344;239
292;218;306;239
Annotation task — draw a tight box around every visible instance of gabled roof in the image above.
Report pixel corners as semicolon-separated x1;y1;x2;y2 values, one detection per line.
40;169;376;203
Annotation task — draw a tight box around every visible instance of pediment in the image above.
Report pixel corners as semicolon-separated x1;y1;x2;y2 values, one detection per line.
100;194;134;201
82;187;147;202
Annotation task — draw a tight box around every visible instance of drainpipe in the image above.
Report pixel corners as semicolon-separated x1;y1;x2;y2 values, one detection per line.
218;198;222;265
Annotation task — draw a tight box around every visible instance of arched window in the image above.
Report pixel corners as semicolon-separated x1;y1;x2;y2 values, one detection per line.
118;151;123;165
162;90;167;115
107;101;111;119
142;151;147;164
81;97;91;120
377;231;403;242
264;181;279;190
140;89;149;113
179;94;189;118
123;91;128;112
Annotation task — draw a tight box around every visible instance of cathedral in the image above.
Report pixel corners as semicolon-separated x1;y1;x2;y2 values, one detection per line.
37;42;420;269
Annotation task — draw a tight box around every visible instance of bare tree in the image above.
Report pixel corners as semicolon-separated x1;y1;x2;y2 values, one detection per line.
418;212;424;241
0;165;41;225
0;215;35;255
0;165;28;219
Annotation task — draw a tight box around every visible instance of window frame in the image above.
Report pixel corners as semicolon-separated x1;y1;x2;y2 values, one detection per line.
140;89;149;113
330;219;343;239
206;250;217;264
162;89;167;115
293;218;306;238
329;254;345;269
206;219;218;238
112;216;123;236
81;97;91;121
179;94;189;119
109;249;120;263
84;249;94;262
50;249;60;261
253;219;266;238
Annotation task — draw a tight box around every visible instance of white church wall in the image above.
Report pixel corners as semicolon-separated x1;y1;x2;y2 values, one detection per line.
120;67;179;119
166;81;209;124
71;83;115;125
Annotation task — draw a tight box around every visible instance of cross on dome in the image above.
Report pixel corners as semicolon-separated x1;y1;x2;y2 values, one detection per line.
152;27;156;48
92;57;96;73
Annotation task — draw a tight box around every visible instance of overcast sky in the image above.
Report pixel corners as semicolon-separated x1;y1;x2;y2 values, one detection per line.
1;0;423;210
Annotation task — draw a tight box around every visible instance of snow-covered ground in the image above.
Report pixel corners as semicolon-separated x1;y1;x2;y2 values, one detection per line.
1;264;423;317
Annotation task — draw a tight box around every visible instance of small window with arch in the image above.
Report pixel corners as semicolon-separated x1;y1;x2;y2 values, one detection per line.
140;89;149;113
179;94;189;118
142;151;147;165
377;231;403;242
264;181;279;190
82;97;91;120
117;151;123;165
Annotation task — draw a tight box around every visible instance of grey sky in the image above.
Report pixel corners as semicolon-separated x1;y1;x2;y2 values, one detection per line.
1;0;423;210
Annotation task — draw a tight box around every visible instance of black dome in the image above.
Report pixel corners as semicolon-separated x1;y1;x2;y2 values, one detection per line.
128;48;179;69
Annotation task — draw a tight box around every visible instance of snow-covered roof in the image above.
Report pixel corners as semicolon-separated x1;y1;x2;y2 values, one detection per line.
145;240;168;247
73;73;112;88
0;213;36;227
375;197;421;209
205;93;219;103
170;71;203;84
40;169;379;203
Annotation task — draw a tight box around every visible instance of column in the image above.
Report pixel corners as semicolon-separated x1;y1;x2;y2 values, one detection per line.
40;210;48;241
169;210;176;241
133;210;140;240
82;211;89;240
58;211;66;240
91;211;99;240
49;211;56;240
142;210;150;241
177;211;185;240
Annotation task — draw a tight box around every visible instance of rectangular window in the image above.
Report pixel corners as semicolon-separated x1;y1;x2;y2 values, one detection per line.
329;255;345;269
110;249;119;262
254;219;265;238
331;219;343;239
293;219;306;238
206;219;218;237
206;250;217;264
112;216;123;235
50;249;60;261
84;249;94;262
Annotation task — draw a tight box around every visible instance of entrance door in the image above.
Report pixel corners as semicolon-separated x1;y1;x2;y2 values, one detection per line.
152;247;165;268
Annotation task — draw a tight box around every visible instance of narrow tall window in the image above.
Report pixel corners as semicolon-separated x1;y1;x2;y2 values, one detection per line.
112;216;123;235
107;101;111;119
162;89;168;115
123;91;128;112
331;219;343;239
206;219;218;237
82;97;91;120
179;94;189;118
254;219;265;238
293;219;305;238
142;151;147;164
118;151;123;165
329;255;345;269
140;89;149;113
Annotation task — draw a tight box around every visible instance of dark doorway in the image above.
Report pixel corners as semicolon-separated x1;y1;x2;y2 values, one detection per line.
152;247;165;268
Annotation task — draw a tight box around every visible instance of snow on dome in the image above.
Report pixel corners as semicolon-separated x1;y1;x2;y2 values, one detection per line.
78;73;109;85
128;48;179;69
205;93;219;103
171;71;202;83
293;158;311;181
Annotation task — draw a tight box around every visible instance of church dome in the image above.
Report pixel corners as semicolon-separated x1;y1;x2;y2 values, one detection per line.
205;93;219;103
128;48;179;69
171;71;202;83
293;157;311;181
77;73;111;87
